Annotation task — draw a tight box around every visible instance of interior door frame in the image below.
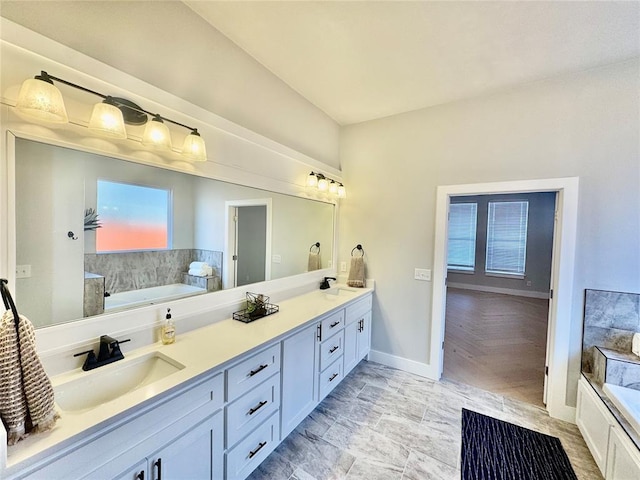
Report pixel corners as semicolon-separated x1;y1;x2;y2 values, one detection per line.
224;198;272;289
430;177;579;422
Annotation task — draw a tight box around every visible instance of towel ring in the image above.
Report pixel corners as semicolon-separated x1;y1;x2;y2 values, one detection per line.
310;242;320;253
351;244;365;257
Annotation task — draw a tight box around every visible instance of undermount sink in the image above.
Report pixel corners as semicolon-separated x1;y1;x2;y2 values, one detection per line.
324;287;359;298
54;352;185;413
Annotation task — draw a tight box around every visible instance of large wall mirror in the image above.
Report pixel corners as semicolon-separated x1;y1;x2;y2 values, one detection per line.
14;138;335;328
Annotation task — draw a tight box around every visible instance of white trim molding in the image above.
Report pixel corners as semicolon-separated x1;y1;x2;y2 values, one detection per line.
368;349;439;379
430;177;579;423
447;282;550;300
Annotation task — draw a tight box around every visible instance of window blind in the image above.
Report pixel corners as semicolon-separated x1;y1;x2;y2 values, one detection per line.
447;203;478;271
485;201;529;275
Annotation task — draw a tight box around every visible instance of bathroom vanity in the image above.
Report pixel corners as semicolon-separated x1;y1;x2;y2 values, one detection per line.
0;286;373;480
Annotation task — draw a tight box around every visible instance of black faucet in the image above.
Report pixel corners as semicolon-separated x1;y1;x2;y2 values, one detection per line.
74;335;131;371
320;277;336;290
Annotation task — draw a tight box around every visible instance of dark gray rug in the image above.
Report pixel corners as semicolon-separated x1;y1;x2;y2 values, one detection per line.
461;408;578;480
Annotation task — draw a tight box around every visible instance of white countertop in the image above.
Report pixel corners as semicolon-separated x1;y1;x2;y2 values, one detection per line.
4;285;373;473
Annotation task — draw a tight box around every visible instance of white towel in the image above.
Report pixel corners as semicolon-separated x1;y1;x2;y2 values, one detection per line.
0;311;59;445
308;252;321;271
189;261;208;270
188;266;212;277
347;256;366;288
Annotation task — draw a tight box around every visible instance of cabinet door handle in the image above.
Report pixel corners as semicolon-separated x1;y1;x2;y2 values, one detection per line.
248;441;267;459
136;471;145;480
154;458;162;480
248;400;268;415
359;319;364;332
317;324;322;342
330;321;340;328
249;364;268;377
329;345;339;353
329;373;338;382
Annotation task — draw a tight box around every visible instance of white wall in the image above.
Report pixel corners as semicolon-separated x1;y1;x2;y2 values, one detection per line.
338;59;640;408
0;1;341;168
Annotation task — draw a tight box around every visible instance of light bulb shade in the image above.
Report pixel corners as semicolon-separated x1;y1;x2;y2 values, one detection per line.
88;101;127;139
317;178;329;191
329;181;339;195
142;116;172;150
337;184;346;198
306;172;318;187
15;77;68;123
182;131;207;162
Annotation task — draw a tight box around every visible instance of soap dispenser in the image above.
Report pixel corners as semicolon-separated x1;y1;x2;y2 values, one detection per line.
161;308;176;345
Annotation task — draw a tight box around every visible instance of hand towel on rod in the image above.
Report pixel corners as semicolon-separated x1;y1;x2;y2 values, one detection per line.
0;310;59;445
347;256;366;288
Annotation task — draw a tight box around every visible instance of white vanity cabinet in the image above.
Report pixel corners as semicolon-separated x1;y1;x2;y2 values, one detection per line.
316;310;346;401
24;372;225;480
281;322;320;438
343;296;372;375
113;411;224;480
224;343;281;480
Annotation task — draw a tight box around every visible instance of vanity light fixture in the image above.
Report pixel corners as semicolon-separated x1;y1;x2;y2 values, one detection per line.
15;71;208;161
88;97;127;139
305;171;346;199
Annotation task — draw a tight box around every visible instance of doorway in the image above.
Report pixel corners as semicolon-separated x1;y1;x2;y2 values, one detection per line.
224;199;272;289
443;192;555;407
430;177;579;422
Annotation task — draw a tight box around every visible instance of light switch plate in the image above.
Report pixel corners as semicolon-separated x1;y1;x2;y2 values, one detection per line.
272;255;281;264
414;268;431;281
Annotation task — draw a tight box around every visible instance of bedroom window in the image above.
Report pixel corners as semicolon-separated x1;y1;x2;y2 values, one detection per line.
485;200;529;276
96;180;171;252
447;202;478;272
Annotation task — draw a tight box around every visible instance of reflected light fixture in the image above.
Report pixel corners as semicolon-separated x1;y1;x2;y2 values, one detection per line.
15;71;68;123
14;71;207;161
88;96;126;139
306;171;345;198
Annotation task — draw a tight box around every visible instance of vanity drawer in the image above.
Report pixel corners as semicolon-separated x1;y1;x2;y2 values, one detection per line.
226;411;280;480
227;343;280;401
226;373;280;448
320;330;344;372
320;310;345;340
346;295;372;325
318;357;343;401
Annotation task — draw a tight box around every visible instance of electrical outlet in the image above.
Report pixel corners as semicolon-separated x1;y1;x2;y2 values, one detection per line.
16;265;31;278
340;262;347;272
414;268;431;281
327;260;333;268
526;280;532;287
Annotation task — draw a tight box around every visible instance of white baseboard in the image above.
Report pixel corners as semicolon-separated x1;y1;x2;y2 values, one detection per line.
368;349;439;380
448;282;550;299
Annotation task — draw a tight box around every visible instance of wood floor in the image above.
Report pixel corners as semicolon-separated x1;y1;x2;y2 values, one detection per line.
443;288;549;407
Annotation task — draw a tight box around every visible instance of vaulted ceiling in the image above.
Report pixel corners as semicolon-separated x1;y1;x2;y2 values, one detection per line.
2;1;638;126
186;1;639;124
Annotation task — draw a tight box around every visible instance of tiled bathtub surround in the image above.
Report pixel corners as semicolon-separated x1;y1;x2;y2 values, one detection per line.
593;347;640;389
84;249;223;294
582;289;640;374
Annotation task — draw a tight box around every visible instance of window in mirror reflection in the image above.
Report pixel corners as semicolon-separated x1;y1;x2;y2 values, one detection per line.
96;180;171;252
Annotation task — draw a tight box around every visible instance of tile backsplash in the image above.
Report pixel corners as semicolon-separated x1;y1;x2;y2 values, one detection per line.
582;289;640;374
84;249;223;294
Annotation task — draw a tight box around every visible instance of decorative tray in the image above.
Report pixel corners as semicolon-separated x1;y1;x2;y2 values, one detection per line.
233;292;280;323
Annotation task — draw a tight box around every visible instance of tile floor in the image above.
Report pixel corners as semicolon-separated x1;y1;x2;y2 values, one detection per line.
247;361;602;480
